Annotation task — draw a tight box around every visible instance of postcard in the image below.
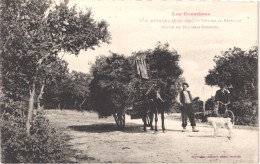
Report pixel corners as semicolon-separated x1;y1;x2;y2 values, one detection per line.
1;0;258;163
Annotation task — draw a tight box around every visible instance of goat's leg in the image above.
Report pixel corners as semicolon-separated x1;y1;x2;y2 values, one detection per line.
227;123;232;139
228;129;232;139
213;124;217;138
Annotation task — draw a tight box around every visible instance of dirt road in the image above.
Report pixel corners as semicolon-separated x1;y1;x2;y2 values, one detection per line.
45;110;258;163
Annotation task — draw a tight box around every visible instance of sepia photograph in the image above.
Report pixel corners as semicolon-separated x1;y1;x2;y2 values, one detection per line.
0;0;258;163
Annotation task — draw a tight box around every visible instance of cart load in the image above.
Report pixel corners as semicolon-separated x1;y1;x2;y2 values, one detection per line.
90;43;184;128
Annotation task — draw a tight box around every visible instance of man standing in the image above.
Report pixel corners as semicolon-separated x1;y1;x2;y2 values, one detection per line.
215;83;230;115
176;82;199;132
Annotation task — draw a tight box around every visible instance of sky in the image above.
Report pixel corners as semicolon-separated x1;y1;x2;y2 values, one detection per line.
60;0;258;101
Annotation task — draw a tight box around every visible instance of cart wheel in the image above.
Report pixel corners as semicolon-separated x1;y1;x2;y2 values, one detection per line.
113;112;125;128
225;110;235;124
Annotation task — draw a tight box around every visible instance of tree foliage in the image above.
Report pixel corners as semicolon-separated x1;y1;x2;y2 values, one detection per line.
60;71;92;109
1;0;110;101
147;42;183;85
34;58;69;109
1;0;110;132
90;53;134;117
205;46;258;100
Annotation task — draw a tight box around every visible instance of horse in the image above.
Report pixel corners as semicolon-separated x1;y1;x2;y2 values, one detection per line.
142;86;172;132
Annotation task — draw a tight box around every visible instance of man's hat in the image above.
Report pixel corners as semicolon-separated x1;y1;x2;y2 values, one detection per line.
182;82;189;87
219;83;225;88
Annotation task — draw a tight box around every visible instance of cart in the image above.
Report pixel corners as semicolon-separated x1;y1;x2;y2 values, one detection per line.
112;56;158;128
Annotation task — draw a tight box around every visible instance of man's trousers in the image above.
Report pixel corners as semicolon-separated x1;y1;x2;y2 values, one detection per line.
181;103;196;127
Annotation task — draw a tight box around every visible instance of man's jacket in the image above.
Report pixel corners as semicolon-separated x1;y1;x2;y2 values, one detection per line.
215;89;230;104
180;90;192;104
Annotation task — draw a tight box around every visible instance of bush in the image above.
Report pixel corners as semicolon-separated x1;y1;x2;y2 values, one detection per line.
1;111;72;163
230;99;258;126
205;96;215;111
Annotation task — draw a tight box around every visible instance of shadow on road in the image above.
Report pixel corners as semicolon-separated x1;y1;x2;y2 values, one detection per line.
68;123;145;133
188;135;227;138
163;129;184;132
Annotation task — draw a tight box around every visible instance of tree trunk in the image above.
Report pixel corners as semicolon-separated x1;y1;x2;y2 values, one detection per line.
26;81;35;134
37;83;45;110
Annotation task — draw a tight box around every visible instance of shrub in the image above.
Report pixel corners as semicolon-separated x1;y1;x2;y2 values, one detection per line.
230;99;258;126
1;110;72;163
205;96;215;111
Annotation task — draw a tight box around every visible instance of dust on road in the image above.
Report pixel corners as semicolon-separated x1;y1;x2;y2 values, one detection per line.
45;110;258;163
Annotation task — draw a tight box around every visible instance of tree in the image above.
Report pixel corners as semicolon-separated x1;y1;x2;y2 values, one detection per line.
1;0;110;133
42;70;92;110
61;71;92;109
37;58;69;109
205;46;258;100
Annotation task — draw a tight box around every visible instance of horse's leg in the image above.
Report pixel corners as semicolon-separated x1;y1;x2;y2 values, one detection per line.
149;110;154;130
161;110;166;132
142;109;147;132
154;109;158;132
